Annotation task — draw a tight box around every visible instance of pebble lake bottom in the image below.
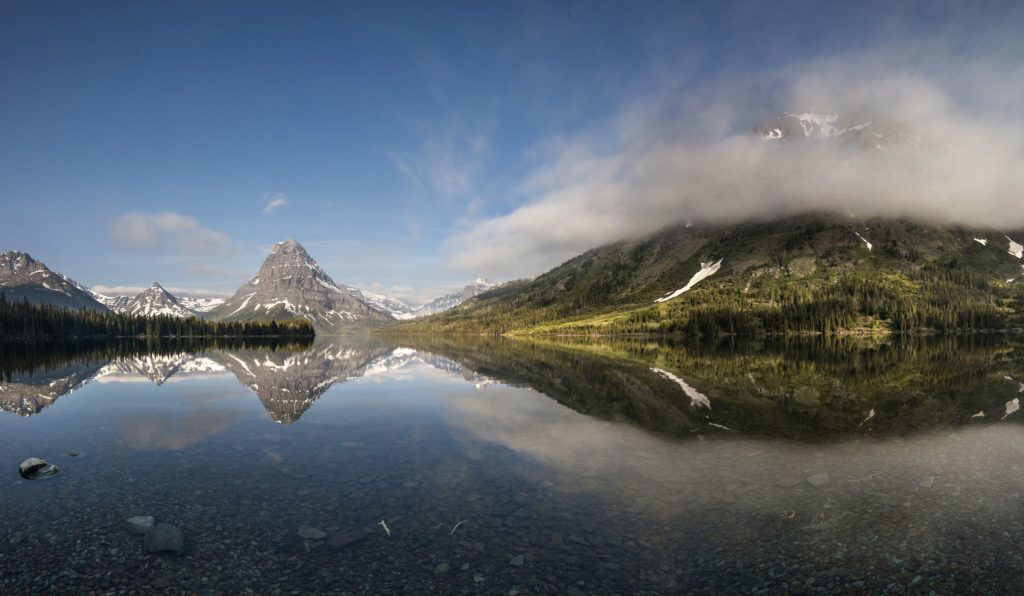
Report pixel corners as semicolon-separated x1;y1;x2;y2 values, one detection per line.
3;336;1024;594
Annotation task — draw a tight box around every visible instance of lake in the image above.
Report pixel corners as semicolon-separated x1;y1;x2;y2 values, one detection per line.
3;335;1024;593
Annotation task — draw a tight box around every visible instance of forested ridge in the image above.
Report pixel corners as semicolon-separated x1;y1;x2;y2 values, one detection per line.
0;293;315;340
384;217;1024;337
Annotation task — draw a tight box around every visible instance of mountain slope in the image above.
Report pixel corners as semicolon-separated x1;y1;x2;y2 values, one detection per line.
207;240;393;332
386;215;1024;336
177;296;226;313
88;291;132;312
0;251;109;312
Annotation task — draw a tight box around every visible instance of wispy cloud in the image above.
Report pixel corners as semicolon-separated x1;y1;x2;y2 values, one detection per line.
262;193;288;214
111;212;235;256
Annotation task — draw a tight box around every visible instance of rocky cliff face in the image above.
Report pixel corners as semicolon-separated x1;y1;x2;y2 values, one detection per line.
0;251;109;312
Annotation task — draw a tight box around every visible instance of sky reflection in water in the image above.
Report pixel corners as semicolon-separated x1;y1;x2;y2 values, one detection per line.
2;336;1024;593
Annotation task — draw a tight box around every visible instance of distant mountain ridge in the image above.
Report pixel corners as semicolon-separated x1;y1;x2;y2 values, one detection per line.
415;277;500;316
2;244;499;328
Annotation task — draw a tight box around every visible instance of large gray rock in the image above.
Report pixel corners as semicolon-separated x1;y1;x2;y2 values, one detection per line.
144;524;185;554
125;516;155;536
18;458;60;480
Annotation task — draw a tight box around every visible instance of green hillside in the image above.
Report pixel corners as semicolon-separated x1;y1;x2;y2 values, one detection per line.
386;215;1024;336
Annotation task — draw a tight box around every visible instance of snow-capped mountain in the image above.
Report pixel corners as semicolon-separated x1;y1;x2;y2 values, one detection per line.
116;283;198;318
360;291;418;320
88;291;132;312
415;277;500;316
178;296;226;313
89;288;226;317
207;240;393;332
0;251;109;312
755;111;919;150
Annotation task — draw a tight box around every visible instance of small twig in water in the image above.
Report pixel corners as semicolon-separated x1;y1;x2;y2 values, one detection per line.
432;522;443;530
378;520;391;536
450;520;467;536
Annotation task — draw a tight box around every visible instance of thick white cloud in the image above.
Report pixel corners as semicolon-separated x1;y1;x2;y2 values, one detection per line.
445;51;1024;279
111;211;235;256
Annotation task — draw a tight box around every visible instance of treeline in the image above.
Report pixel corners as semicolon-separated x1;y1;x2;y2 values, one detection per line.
0;294;315;340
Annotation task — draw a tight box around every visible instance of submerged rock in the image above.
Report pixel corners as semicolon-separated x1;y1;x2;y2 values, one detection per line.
126;516;156;536
144;524;185;554
806;472;830;487
298;526;327;541
327;528;371;550
19;458;60;480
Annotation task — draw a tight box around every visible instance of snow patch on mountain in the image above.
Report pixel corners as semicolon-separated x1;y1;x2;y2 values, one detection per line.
1005;236;1023;259
178;296;225;313
655;259;723;303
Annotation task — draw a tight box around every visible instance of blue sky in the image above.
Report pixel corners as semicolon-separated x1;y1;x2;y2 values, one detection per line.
2;1;1020;302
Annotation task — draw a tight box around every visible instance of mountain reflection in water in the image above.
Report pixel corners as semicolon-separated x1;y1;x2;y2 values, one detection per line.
3;335;1024;439
3;335;1024;593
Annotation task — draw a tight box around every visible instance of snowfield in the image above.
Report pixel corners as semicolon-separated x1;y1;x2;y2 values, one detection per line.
654;259;723;303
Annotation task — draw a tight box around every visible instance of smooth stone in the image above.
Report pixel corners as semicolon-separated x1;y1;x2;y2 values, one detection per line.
298;526;327;540
510;554;525;567
144;524;185;554
125;516;156;536
806;472;830;487
327;528;370;550
919;476;935;488
777;477;803;488
434;563;450;574
19;458;60;480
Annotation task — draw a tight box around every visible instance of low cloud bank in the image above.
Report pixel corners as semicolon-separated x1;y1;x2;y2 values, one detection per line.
446;50;1024;279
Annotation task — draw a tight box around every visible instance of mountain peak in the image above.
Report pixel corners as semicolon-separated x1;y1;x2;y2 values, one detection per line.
149;282;165;290
273;239;305;253
0;250;37;272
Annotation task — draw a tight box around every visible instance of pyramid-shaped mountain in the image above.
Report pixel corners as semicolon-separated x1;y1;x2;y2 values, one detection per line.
207;240;393;332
